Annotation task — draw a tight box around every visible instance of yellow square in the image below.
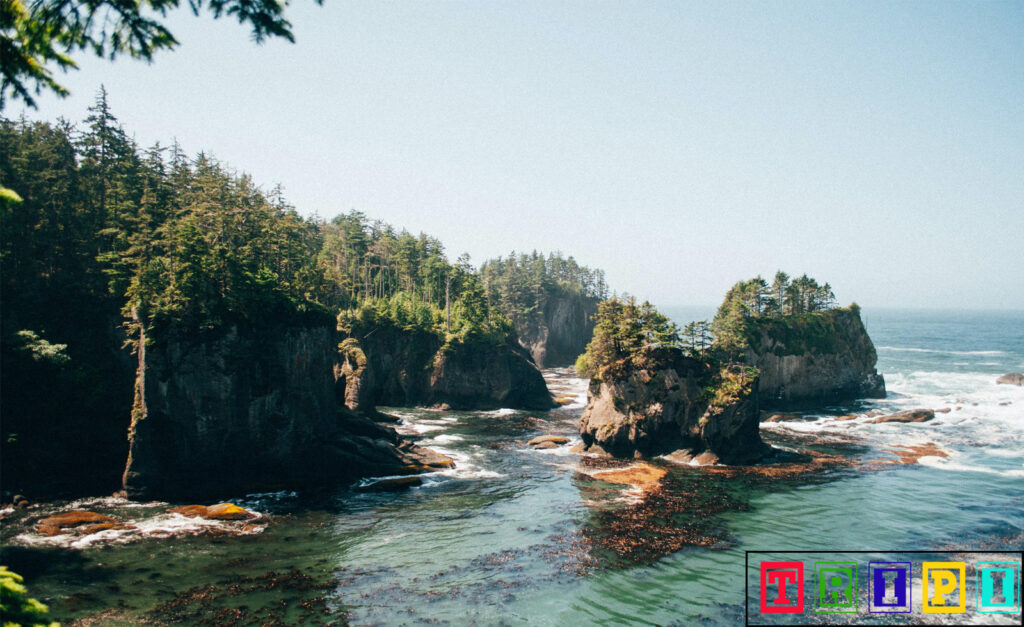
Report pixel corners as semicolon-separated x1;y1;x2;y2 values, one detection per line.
923;562;966;613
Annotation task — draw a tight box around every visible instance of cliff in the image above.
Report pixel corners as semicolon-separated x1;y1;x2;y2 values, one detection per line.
578;348;768;463
337;322;555;412
742;307;886;407
515;294;599;368
122;315;450;500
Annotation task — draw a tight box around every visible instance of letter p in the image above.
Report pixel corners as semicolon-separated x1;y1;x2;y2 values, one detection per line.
923;562;966;613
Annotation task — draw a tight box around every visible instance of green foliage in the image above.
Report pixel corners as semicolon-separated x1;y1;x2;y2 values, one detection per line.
712;271;839;360
680;320;712;359
0;566;59;627
1;0;323;109
479;250;606;334
574;296;680;378
338;290;512;349
13;329;70;366
702;364;760;408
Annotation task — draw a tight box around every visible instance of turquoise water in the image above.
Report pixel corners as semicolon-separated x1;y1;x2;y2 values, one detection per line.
1;309;1021;625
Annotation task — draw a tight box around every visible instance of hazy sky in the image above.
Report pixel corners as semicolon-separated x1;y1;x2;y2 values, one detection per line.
16;1;1024;309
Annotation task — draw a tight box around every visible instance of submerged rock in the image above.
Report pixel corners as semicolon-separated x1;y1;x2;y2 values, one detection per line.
869;408;935;424
578;348;768;464
586;462;667;493
354;476;423;492
996;373;1024;386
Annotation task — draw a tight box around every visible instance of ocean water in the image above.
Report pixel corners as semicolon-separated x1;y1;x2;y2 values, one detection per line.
1;309;1021;625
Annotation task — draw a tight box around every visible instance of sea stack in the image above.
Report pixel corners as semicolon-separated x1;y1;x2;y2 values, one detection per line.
578;347;768;464
741;306;886;407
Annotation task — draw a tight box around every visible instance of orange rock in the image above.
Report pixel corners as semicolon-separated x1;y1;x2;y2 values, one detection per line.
528;435;570;447
169;503;256;520
81;522;135;534
36;511;115;536
205;503;256;520
589;463;668;493
168;505;209;518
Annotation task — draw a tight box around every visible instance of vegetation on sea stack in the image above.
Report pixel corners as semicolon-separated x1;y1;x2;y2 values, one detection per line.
712;271;840;357
573;296;680;378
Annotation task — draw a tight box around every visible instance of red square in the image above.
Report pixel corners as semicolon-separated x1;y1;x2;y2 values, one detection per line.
760;561;805;613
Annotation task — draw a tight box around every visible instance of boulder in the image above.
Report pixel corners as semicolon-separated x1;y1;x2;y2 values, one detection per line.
528;435;570;447
996;373;1024;386
869;409;935;424
763;413;803;423
168;503;257;520
578;348;768;464
533;441;560;450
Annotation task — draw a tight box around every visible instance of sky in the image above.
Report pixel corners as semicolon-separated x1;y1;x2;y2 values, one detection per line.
14;1;1024;309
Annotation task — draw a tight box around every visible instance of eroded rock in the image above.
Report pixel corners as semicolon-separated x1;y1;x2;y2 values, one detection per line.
578;348;768;464
996;373;1024;386
869;408;935;424
37;511;115;536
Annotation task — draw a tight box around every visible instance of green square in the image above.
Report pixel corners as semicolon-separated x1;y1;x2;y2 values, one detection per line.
815;561;858;613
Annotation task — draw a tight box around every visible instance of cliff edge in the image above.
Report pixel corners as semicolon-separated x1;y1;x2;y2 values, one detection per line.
741;306;886;407
122;315;450;500
337;320;555;412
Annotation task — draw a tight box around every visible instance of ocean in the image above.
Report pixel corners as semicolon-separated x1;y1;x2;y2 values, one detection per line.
1;308;1021;625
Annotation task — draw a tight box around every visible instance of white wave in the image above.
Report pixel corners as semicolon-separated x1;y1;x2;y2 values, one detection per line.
394;422;445;435
877;346;1007;356
483;408;519;417
917;456;1024;478
14;511;264;550
426;434;464;444
985;448;1024;459
419;446;505;482
527;439;581;456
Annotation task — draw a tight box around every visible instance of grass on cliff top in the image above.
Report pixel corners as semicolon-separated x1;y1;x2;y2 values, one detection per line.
744;306;861;356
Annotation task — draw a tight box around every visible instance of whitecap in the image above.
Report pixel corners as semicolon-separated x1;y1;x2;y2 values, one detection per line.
917;456;1024;478
877;346;1006;356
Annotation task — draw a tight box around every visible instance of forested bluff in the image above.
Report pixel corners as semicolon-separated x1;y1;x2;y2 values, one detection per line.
0;93;884;500
0;94;603;499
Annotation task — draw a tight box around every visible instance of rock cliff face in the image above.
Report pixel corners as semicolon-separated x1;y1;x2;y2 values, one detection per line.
122;316;449;500
578;348;768;463
742;307;886;408
337;323;555;411
515;294;598;368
